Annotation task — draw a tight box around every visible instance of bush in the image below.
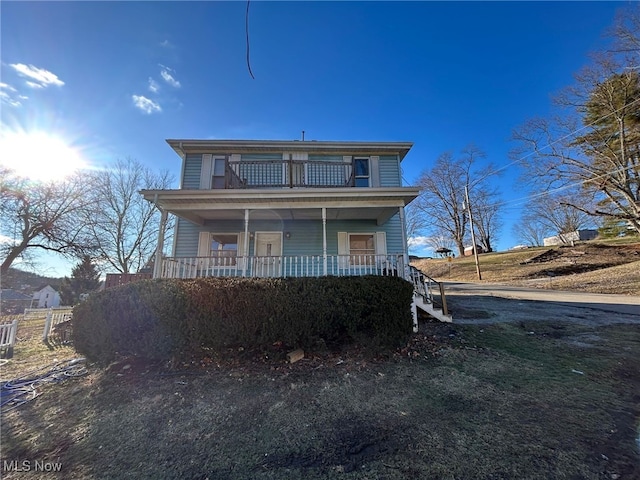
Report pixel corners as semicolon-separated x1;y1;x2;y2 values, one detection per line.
73;276;414;363
73;279;187;363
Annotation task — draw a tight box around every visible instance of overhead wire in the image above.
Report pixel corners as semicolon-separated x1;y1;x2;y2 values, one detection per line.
246;0;255;79
404;91;640;215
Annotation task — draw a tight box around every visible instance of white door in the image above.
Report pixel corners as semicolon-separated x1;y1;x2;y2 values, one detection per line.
254;232;283;277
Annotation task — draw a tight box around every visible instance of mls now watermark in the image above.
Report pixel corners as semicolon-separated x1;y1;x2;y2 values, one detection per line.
3;459;63;472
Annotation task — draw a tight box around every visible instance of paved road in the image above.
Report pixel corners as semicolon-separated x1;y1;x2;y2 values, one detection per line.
442;281;640;324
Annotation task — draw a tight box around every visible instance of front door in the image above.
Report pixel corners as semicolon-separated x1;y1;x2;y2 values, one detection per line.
254;232;283;277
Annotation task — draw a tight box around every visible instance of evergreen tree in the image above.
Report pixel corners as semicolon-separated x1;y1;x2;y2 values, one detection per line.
60;256;101;305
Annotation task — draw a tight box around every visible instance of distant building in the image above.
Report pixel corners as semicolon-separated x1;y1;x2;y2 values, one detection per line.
543;229;598;247
32;285;61;308
464;245;485;256
1;289;32;314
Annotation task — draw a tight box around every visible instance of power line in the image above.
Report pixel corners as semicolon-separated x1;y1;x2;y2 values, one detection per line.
246;0;255;80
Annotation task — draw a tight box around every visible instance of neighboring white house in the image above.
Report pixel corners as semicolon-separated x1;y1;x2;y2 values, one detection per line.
543;229;598;246
32;285;61;308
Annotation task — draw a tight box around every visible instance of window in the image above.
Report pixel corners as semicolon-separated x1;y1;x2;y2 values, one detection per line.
349;234;375;265
353;158;370;187
209;234;238;265
211;158;226;189
338;231;386;268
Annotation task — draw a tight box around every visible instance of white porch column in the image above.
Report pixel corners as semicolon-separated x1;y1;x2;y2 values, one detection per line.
399;206;409;280
322;207;327;275
154;207;168;279
243;209;250;277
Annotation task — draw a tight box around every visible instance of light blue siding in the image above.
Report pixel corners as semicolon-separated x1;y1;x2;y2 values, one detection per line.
379;155;401;187
173;218;201;256
308;154;344;162
183;154;202;189
174;214;405;257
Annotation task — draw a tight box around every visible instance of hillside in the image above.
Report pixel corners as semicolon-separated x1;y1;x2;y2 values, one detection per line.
0;267;63;292
412;238;640;296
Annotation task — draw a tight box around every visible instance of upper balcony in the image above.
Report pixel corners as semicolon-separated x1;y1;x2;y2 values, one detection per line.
211;157;367;190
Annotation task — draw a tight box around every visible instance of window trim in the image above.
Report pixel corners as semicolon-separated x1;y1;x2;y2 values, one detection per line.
210;156;227;189
353;157;370;187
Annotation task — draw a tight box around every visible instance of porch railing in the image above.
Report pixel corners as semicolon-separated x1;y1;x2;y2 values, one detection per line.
224;158;355;189
159;254;406;279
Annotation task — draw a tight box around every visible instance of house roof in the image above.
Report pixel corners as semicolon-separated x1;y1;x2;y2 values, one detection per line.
166;139;414;161
1;289;32;301
141;187;420;226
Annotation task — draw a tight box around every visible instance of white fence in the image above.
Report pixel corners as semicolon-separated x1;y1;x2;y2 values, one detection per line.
22;307;73;342
42;308;73;342
0;319;18;358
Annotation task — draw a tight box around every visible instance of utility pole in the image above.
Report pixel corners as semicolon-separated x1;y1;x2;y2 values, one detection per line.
465;184;482;281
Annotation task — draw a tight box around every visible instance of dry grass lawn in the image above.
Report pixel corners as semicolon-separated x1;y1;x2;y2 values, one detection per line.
413;240;640;295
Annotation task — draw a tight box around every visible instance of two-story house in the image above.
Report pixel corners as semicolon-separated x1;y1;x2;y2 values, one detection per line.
141;139;451;325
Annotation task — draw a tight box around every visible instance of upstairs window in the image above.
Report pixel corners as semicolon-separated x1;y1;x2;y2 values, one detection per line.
211;158;226;189
354;157;370;187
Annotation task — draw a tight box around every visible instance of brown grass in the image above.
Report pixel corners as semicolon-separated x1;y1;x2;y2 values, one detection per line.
2;316;640;479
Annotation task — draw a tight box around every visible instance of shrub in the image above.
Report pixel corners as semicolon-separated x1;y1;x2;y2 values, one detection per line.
72;276;414;363
72;279;186;363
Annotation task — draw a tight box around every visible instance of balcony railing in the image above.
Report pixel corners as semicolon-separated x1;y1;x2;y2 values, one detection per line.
220;158;355;189
158;254;406;279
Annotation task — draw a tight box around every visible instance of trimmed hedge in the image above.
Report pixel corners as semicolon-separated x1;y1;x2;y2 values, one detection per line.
72;276;414;363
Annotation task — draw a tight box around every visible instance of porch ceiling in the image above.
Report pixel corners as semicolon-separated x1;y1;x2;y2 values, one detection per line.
141;187;420;226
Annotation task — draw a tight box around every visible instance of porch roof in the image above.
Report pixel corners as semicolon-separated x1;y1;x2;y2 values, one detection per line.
141;187;420;226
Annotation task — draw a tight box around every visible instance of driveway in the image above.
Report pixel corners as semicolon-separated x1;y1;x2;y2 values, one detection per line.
442;282;640;325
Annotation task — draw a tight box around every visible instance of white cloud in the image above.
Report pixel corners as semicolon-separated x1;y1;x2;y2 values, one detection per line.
160;40;174;48
159;65;181;88
10;63;64;88
0;233;17;246
407;236;432;248
148;77;160;93
0;83;26;106
132;95;162;114
25;81;44;89
0;82;17;92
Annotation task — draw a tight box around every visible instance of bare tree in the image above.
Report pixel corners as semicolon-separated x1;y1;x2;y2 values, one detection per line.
425;229;456;256
611;5;640;56
514;8;640;234
404;203;428;245
415;145;501;256
514;192;591;246
512;213;548;247
1;169;94;274
84;158;174;273
470;185;502;252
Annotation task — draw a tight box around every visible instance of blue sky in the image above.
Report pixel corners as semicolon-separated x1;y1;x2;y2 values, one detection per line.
0;1;629;277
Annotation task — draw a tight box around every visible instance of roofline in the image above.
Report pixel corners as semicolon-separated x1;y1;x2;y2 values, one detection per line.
166;139;414;161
